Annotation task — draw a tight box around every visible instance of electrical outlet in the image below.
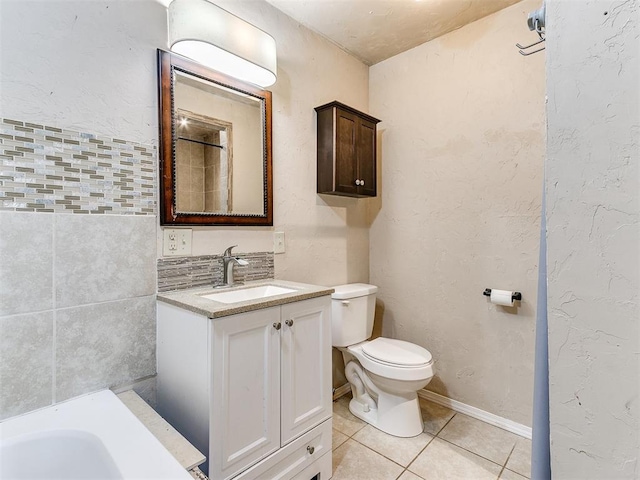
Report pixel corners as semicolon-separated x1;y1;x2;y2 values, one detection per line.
163;228;192;256
274;231;285;254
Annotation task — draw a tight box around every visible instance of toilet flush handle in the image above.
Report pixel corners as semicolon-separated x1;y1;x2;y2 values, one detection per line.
342;300;350;307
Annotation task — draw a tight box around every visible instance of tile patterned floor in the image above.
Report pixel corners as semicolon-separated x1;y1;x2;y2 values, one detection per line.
331;395;531;480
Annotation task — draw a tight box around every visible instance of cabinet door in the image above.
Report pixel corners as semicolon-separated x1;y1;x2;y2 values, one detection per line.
280;296;332;445
356;117;377;196
334;109;359;195
212;307;281;480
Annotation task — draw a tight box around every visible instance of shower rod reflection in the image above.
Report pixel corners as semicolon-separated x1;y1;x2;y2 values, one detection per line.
177;136;224;149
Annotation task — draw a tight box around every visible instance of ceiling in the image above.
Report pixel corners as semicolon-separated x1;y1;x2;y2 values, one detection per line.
265;0;522;65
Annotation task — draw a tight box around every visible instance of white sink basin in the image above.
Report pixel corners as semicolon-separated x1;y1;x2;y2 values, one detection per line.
200;285;297;304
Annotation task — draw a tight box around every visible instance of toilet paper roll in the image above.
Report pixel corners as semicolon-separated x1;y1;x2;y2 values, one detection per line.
490;289;514;307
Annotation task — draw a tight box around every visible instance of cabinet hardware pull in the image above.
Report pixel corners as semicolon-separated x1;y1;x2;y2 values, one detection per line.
273;322;281;330
285;319;294;327
355;179;361;186
360;179;365;186
307;446;315;455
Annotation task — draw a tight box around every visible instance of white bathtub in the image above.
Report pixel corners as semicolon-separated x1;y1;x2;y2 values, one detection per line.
0;390;193;480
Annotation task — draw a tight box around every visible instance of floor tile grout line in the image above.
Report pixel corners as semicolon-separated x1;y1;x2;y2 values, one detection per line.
435;411;522;469
334;403;443;477
497;443;518;479
404;430;437;479
503;467;531;479
406;412;447;471
349;435;407;469
497;465;507;479
334;400;456;466
348;429;435;471
337;398;521;477
435;435;510;469
332;409;434;477
433;411;457;437
503;443;517;467
333;399;529;480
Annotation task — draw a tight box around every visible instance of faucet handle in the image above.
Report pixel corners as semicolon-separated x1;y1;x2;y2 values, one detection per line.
223;245;238;257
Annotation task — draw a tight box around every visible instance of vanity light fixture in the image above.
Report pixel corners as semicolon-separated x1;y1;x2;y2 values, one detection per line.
168;0;277;87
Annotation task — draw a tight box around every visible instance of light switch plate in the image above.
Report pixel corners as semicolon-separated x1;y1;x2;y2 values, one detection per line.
163;228;192;257
274;231;285;254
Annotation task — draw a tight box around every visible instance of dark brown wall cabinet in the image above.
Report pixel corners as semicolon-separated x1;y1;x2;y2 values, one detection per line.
316;101;381;197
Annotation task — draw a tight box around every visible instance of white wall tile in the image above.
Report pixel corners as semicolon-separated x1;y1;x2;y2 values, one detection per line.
0;311;53;420
55;295;156;401
0;212;53;316
55;214;156;308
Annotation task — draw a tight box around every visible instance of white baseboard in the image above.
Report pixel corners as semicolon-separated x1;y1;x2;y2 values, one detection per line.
418;389;532;439
333;383;351;401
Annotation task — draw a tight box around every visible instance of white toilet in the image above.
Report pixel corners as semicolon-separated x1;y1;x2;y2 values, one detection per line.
332;283;435;438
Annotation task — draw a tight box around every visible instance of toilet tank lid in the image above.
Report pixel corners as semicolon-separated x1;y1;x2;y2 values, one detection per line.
331;283;378;300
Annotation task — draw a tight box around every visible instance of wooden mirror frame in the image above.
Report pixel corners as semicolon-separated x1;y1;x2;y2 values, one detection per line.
158;49;273;226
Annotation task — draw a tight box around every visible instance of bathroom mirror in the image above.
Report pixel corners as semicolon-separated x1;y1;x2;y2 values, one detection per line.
158;49;273;225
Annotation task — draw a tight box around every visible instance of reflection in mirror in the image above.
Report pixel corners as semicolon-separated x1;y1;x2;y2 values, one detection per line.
175;109;233;213
158;49;272;226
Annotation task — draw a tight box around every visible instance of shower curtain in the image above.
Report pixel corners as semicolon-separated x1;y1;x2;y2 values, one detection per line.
531;184;551;479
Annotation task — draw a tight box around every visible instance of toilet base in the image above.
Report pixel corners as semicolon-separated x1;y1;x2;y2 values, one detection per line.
348;391;424;438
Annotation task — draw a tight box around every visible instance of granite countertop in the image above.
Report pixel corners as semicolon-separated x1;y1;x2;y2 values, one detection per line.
157;279;335;318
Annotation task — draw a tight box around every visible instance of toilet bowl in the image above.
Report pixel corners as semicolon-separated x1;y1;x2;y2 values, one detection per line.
332;284;435;438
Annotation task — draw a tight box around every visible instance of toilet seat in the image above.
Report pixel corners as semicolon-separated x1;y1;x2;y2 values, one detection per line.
346;339;434;382
361;338;432;368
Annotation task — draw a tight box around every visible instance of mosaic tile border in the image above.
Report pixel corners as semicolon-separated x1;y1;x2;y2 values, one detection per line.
157;252;274;292
0;118;156;215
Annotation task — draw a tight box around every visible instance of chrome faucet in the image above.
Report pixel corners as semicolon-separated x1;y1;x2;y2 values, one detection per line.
218;245;249;288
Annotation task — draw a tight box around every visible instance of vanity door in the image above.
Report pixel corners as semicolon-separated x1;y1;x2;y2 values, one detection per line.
211;306;281;480
280;296;332;445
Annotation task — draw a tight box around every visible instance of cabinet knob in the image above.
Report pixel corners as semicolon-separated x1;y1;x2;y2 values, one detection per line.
355;179;361;186
273;322;281;330
285;319;294;327
307;445;315;455
360;179;365;186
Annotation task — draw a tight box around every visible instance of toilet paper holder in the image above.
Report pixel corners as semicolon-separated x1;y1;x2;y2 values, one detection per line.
483;288;522;302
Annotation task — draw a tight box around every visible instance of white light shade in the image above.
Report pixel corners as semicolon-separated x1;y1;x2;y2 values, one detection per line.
168;0;277;87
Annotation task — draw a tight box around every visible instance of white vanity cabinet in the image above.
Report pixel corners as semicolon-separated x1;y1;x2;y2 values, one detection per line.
157;293;332;480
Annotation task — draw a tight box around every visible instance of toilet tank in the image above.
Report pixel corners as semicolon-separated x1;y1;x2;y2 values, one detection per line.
331;283;378;347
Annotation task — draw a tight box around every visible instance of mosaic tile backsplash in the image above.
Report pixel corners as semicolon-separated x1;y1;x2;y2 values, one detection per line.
158;252;274;292
0;118;156;214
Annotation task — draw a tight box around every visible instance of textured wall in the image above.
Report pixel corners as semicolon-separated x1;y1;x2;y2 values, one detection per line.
546;0;639;477
159;0;372;288
368;0;545;426
0;1;164;144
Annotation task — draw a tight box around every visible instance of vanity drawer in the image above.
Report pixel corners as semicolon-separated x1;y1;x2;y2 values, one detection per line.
234;419;331;480
292;452;331;480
